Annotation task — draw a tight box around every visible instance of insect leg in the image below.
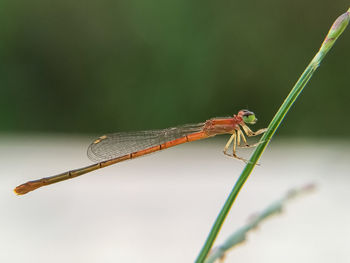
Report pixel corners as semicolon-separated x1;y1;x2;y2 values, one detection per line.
241;125;267;137
223;132;235;156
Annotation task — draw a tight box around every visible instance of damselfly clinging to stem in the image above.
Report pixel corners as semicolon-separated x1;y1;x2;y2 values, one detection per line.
14;110;266;195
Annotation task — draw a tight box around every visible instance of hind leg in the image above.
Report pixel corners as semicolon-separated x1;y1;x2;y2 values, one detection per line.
223;130;248;163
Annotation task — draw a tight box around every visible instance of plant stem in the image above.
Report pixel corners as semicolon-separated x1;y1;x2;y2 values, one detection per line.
195;8;350;263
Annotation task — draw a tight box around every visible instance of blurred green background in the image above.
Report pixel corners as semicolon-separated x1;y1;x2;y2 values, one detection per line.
1;0;349;136
1;3;350;263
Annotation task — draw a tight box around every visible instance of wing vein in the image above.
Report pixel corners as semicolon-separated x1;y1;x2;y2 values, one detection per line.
87;123;205;162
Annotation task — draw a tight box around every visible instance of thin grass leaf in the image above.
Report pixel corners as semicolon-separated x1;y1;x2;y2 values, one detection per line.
195;7;350;262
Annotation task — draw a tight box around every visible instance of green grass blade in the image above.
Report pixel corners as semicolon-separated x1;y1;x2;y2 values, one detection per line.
195;8;350;263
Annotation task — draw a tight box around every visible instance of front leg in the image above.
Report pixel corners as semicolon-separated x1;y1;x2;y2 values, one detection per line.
235;129;259;148
241;124;267;137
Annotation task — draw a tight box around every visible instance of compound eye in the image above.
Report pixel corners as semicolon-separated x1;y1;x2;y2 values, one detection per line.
242;112;257;124
241;110;253;116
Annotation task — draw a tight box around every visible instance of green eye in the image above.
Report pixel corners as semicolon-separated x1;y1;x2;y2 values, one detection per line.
243;114;256;124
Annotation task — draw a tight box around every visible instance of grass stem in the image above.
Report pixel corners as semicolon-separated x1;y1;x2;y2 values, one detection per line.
195;8;350;263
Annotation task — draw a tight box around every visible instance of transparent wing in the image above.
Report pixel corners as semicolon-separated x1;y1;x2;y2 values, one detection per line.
87;123;205;162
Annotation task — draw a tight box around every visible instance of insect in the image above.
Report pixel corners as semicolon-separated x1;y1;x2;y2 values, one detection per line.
14;110;266;195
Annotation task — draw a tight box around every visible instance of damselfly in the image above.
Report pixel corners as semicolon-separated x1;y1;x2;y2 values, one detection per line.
14;110;266;195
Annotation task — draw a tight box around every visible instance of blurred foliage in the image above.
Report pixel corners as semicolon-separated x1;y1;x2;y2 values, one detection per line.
0;0;349;136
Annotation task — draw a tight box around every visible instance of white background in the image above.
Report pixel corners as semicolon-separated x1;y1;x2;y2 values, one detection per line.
1;136;349;262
